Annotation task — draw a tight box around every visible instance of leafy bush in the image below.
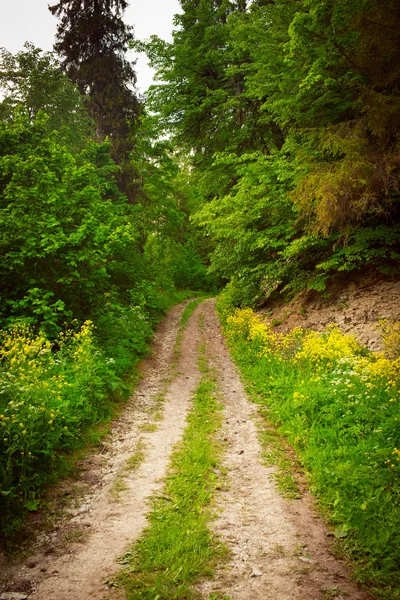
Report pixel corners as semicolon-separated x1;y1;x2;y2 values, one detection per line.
94;299;154;376
0;111;143;335
0;320;121;534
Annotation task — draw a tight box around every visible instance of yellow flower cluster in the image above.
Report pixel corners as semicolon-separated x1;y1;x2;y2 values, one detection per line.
293;391;307;403
385;448;400;468
294;324;361;369
226;308;256;337
226;308;281;357
0;320;97;447
353;355;400;388
224;308;400;388
0;324;51;366
378;320;400;359
225;309;362;367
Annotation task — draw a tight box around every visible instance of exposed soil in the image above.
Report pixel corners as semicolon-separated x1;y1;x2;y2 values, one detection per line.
263;273;400;351
197;299;372;600
1;298;377;600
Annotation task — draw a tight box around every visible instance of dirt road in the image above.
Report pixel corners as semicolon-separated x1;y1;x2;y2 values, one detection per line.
1;300;371;600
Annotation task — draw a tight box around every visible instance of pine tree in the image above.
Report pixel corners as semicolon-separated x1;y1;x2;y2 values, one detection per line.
49;0;141;199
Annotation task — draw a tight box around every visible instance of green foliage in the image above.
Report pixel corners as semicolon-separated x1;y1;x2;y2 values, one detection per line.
94;301;153;376
0;44;91;150
0;320;121;534
145;236;214;292
49;0;142;200
0;26;216;543
193;150;298;304
218;300;400;597
0;111;143;335
143;0;400;305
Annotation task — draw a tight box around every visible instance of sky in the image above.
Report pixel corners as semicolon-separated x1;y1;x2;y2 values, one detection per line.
0;0;181;93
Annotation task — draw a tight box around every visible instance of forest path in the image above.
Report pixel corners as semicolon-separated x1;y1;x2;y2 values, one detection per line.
198;300;371;600
1;300;202;600
2;300;371;600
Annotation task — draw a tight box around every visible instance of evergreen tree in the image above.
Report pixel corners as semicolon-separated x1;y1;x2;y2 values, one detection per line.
49;0;141;200
144;0;400;304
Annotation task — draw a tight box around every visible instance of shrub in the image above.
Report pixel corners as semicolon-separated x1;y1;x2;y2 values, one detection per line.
0;321;116;533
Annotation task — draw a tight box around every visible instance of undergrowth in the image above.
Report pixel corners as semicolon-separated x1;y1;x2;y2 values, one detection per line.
0;289;201;539
217;293;400;600
118;341;227;600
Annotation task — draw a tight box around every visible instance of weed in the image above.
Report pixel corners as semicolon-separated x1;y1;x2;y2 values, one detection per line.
271;543;286;557
64;528;89;544
271;318;283;327
126;441;146;472
153;410;163;422
110;439;146;502
110;475;129;502
217;297;400;597
321;587;344;599
138;422;158;433
253;406;301;499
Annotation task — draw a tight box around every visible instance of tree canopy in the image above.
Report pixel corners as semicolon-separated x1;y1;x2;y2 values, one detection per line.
142;0;400;304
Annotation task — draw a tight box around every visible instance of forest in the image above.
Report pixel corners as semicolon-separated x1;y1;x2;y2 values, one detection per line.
0;0;399;598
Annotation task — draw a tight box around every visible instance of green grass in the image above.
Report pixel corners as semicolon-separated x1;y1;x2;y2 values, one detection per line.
253;403;302;499
172;297;208;369
118;346;227;600
217;300;400;600
180;298;207;330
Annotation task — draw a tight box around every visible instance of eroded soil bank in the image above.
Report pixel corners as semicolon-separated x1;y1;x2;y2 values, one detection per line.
1;299;373;600
263;273;400;351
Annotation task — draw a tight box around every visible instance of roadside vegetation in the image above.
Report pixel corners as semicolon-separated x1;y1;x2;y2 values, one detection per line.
0;290;200;536
217;293;400;600
0;2;214;537
143;0;400;306
118;342;227;600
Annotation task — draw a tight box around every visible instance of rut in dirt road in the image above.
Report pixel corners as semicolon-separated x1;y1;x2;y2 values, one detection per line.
1;301;203;600
196;299;372;600
2;299;372;600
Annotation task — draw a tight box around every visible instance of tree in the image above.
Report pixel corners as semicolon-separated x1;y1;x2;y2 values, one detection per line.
144;0;400;305
0;110;144;334
0;44;91;151
49;0;141;200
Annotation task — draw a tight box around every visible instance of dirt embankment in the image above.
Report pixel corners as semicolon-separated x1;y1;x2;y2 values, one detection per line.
263;274;400;350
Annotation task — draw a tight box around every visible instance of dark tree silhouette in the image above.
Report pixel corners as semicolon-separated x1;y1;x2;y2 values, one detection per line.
49;0;142;200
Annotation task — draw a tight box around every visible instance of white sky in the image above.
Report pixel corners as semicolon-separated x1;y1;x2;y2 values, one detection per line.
0;0;181;93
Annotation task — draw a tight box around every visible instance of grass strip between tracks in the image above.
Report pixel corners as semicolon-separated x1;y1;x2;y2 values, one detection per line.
118;340;227;600
172;297;209;368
